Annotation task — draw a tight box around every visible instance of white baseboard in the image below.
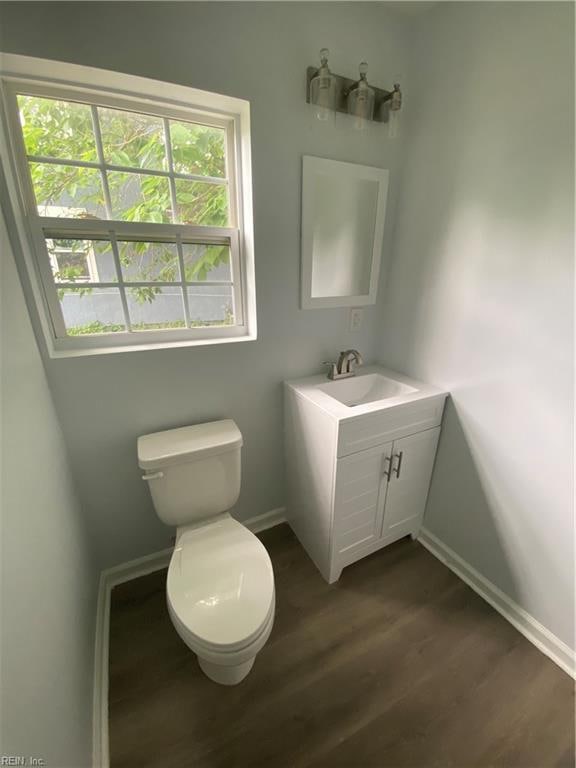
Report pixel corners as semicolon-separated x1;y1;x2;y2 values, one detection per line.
418;527;575;679
92;571;110;768
243;506;287;534
91;507;286;767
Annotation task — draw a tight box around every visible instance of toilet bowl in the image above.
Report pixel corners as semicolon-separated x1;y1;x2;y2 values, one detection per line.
138;420;275;685
166;514;275;685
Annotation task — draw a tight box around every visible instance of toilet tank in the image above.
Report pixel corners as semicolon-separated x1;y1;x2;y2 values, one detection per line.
137;420;243;527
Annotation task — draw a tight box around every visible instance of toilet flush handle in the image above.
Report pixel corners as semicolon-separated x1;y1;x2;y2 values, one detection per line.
142;471;164;481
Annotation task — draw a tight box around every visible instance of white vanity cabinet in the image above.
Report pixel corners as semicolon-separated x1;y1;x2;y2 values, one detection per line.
334;428;440;564
284;367;447;583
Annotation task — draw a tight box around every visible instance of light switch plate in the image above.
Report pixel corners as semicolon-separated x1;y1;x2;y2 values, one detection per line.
349;308;363;332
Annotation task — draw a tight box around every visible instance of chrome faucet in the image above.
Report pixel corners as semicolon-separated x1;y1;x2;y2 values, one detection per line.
323;349;364;380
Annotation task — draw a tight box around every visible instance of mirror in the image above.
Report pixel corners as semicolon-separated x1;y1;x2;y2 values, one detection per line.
301;156;389;308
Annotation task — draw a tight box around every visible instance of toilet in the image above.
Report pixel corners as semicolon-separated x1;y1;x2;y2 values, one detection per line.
137;420;275;685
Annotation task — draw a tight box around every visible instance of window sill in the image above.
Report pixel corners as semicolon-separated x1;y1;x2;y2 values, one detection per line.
48;331;257;358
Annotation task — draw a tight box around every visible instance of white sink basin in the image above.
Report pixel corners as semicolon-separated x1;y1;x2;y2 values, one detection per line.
285;365;446;419
318;373;417;407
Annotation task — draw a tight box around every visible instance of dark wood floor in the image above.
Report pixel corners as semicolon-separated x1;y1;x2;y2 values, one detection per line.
109;524;574;768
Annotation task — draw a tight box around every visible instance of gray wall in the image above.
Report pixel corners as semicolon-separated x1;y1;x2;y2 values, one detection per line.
1;207;96;763
380;2;574;648
0;1;411;569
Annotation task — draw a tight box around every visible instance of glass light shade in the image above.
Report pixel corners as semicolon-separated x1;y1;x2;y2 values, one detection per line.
347;62;375;129
309;48;337;121
388;109;400;138
387;84;402;138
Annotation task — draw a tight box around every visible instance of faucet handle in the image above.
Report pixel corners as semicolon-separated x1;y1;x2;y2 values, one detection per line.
341;349;363;363
350;350;364;369
338;349;364;375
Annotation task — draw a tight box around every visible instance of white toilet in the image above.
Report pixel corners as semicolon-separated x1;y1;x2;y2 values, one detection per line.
137;420;275;686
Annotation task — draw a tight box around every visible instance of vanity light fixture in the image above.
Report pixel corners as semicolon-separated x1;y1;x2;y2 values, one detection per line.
306;50;402;131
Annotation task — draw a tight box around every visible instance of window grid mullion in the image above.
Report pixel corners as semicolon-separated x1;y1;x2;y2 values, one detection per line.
42;216;236;242
55;280;231;289
163;118;179;223
175;234;192;328
25;154;228;186
228;229;244;325
108;231;132;332
90;106;113;219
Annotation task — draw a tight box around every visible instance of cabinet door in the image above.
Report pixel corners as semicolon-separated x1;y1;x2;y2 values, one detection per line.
333;441;393;555
381;427;440;538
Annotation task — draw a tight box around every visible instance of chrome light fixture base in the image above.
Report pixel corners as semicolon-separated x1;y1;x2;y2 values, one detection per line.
306;65;401;124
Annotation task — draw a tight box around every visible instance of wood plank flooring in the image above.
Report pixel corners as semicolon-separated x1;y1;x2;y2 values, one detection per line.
109;525;574;768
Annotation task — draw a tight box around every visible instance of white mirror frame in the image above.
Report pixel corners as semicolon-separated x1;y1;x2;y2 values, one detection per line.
301;155;389;309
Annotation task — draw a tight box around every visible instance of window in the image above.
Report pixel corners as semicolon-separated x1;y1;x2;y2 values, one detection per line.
0;56;256;355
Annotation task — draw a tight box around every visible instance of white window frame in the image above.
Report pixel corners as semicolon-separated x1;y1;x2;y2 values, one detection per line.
0;54;257;357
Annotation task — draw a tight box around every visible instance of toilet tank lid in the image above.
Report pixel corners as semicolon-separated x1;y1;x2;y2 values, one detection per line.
138;420;242;470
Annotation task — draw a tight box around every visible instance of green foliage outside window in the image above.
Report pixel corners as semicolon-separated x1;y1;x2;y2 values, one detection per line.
19;95;232;313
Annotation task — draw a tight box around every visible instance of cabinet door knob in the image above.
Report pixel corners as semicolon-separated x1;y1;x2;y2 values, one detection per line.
393;451;404;479
383;454;393;481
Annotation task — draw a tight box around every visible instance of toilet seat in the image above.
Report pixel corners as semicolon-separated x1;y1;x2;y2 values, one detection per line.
167;515;275;654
